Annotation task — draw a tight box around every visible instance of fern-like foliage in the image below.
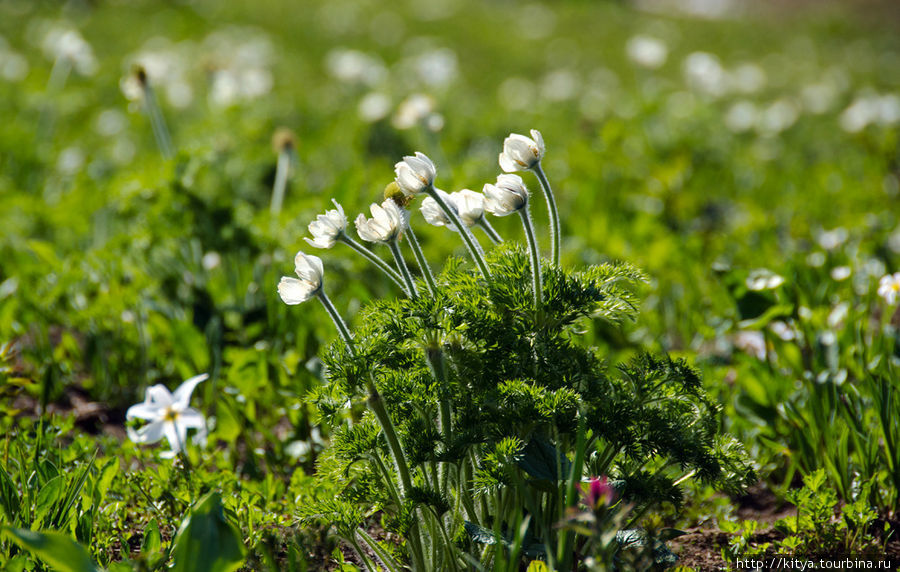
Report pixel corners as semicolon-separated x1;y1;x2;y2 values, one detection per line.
307;242;753;569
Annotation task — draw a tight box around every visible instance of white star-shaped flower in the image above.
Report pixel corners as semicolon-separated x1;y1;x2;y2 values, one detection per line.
126;374;208;458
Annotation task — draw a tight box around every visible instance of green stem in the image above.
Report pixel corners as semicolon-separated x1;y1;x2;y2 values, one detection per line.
426;187;492;280
339;235;408;294
142;82;174;160
315;290;355;354
518;208;543;309
532;162;560;266
270;149;291;216
477;218;503;244
389;239;418;299
425;347;452;493
405;225;438;296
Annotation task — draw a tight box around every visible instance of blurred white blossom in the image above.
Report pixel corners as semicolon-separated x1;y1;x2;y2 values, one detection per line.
878;273;900;305
683;52;726;97
325;48;386;86
358;92;391;122
626;35;668;69
41;25;97;76
746;269;784;291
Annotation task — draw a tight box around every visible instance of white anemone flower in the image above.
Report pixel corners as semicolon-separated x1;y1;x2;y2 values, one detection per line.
420;190;457;229
878;272;900;305
499;129;545;172
278;252;325;305
126;374;208;458
394;152;436;196
452;189;487;227
484;174;529;217
355;200;408;243
304;199;347;249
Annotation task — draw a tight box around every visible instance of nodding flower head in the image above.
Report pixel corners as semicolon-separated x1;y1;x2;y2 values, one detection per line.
420;189;458;230
278;251;324;305
304;199;347;249
355;199;409;244
452;189;486;227
394;152;436;196
499;129;545;172
126;374;208;459
483;174;529;217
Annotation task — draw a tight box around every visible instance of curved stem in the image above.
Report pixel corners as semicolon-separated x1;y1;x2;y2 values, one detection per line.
389;240;418;299
270;150;291;215
405;226;437;296
532;162;560;266
426;187;492;280
477;218;504;245
339;235;409;295
315;288;417;569
316;290;355;354
519;208;544;309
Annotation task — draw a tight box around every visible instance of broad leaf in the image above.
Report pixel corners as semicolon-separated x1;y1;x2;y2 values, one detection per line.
171;492;246;572
1;526;100;572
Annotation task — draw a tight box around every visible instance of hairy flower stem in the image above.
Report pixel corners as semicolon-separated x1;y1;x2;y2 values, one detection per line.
426;187;492;280
405;226;437;296
518;208;544;309
316;291;414;497
425;347;452;493
270;149;291;216
478;219;504;245
339;235;408;294
532;162;560;266
141;81;174;160
389;240;419;299
316;291;355;352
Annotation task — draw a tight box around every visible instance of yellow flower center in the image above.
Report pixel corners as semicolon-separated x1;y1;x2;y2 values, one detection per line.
163;407;179;422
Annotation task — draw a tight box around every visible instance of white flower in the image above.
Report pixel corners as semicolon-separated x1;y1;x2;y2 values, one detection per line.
355;200;408;243
452;189;486;227
746;269;784;291
420;190;457;229
278;252;324;305
733;331;766;361
483;174;529;217
304;200;347;249
878;272;900;305
499;129;545;172
626;35;668;69
126;374;208;458
394;152;436;196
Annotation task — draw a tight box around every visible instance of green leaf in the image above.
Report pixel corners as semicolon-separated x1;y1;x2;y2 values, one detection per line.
33;476;64;528
516;437;571;483
1;526;100;572
142;518;162;554
171;492;246;572
464;521;500;546
0;464;21;524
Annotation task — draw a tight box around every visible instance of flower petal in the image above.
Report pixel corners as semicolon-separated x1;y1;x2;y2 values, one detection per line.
127;420;166;445
126;402;163;422
145;385;173;407
178;408;207;429
164;421;187;454
172;373;208;410
278;276;316;304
